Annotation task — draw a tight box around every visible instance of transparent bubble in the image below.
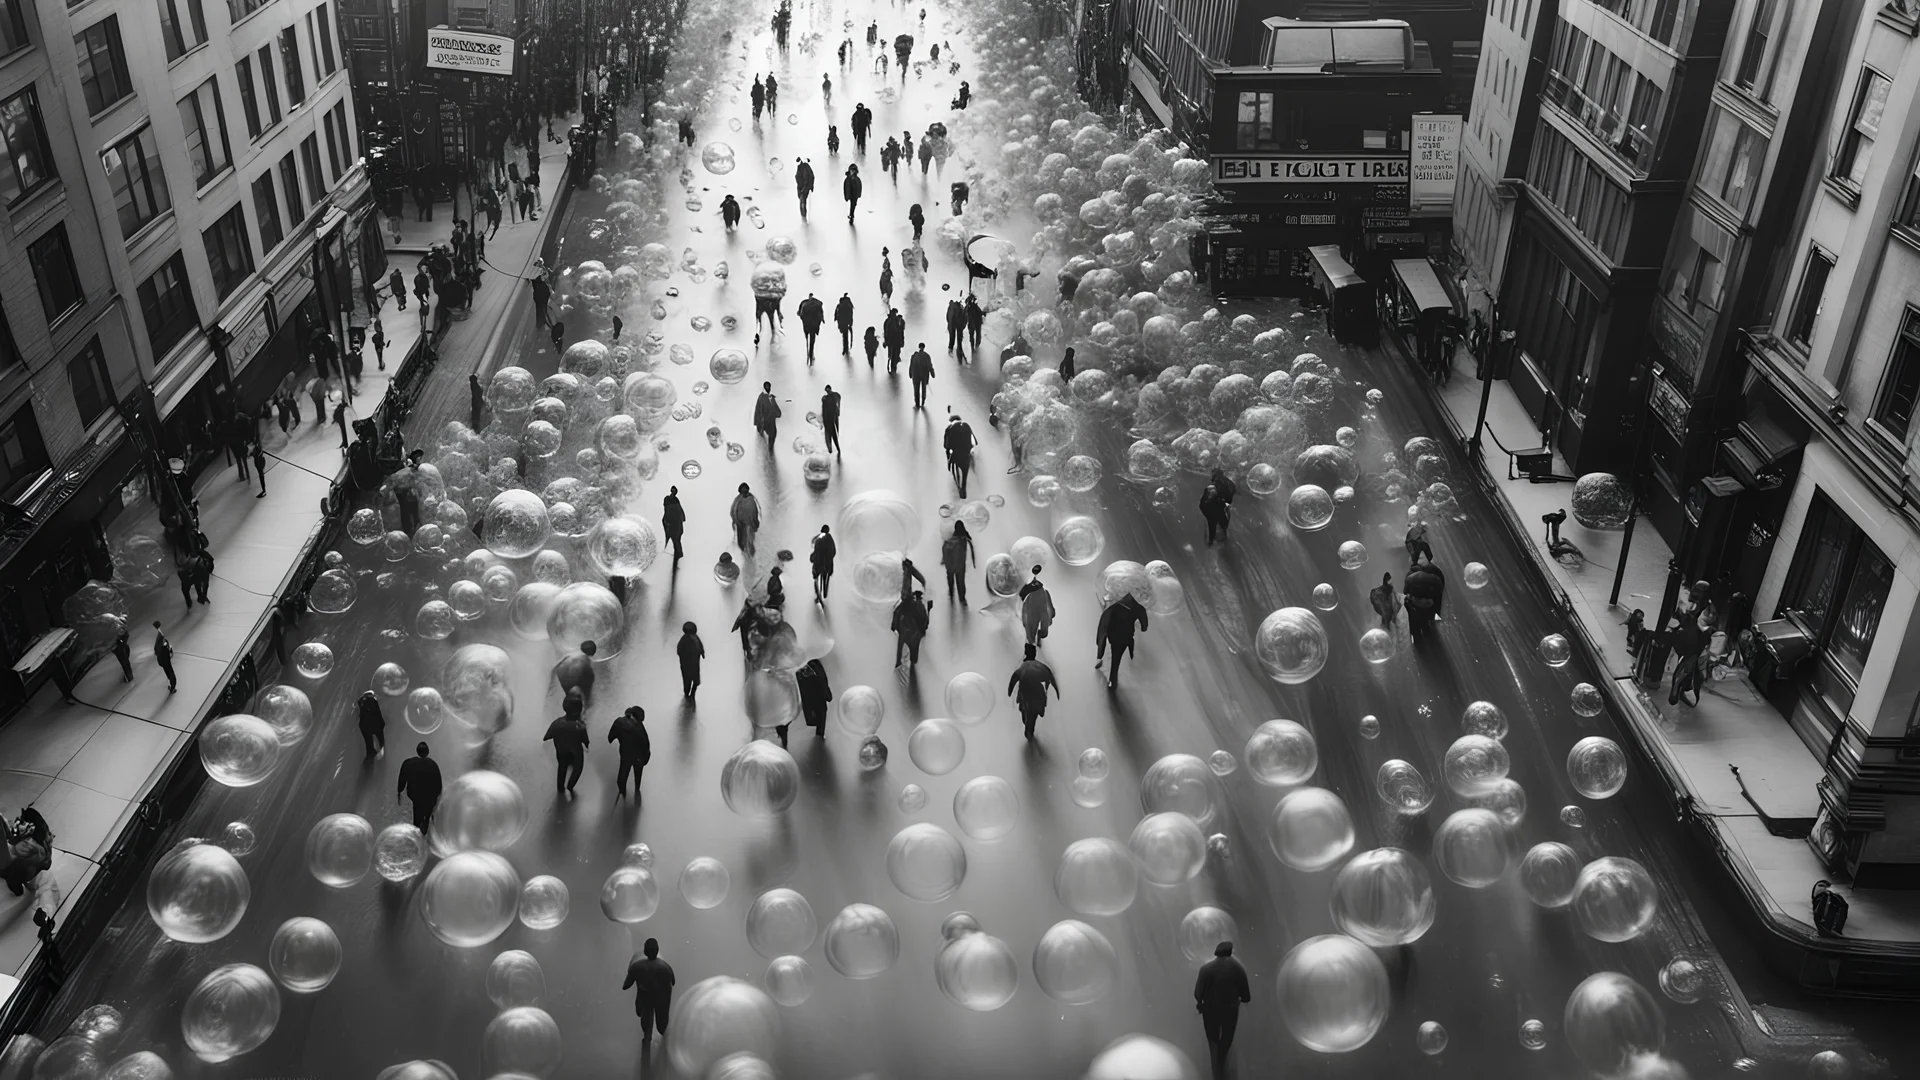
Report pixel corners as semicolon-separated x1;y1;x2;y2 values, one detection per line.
1267;787;1354;872
823;903;900;979
1337;541;1368;570
1129;812;1208;886
1568;736;1629;798
1461;561;1492;589
400;687;445;735
308;568;357;615
547;581;629;658
600;866;661;924
680;856;732;909
147;842;249;943
726;442;746;461
483;490;552;559
1070;775;1108;808
837;490;924;553
1083;1034;1199;1080
306;812;375;888
1330;847;1435;946
348;508;385;545
1359;714;1381;738
738;889;819;963
1434;808;1516;888
198;714;281;787
1078;748;1111;781
1246;464;1282;496
907;719;967;775
701;141;737;173
1207;749;1237;776
984;554;1023;596
1358;628;1394;663
429;770;530;856
1033;919;1117;1005
482;1006;561;1078
414;600;455;640
1286;485;1334;531
1276;935;1389;1053
953;775;1020;841
945;672;995;723
937;928;1019;1011
850;550;905;604
1569;683;1606;718
1651;957;1706;1005
1564;971;1664;1074
1311;583;1338;610
1373;759;1433;815
517;875;570;930
1443;734;1512;796
251;685;313;748
1025;474;1061;508
1511;842;1585;912
1141;753;1218;826
446;579;486;621
1561;805;1589;828
885;823;968;903
483;950;545;1011
221;820;257;855
1472;778;1529;826
1176;906;1241;965
1254;607;1329;685
374;824;428;882
1520;1019;1548;1050
1539;633;1572;667
182;964;280;1063
1457;701;1506;740
1243;719;1316;786
721;741;802;816
1572;856;1658;942
837;684;886;736
586;515;660;577
292;641;335;679
267;916;340;993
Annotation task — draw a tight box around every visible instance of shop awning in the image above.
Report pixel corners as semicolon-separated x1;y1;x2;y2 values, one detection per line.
11;628;72;673
156;341;219;420
1309;245;1364;290
1391;258;1453;314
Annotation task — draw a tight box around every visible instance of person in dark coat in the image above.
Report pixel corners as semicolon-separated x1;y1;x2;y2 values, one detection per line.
892;589;931;668
1096;593;1150;689
624;938;675;1046
553;640;597;704
811;526;837;601
908;343;935;408
754;382;782;439
1059;347;1077;381
963;294;984;351
821;386;842;455
909;202;926;242
796;659;832;741
608;706;650;798
765;567;786;609
397;743;442;829
843;164;862;223
943;413;977;496
469;373;486;430
851;103;872;152
794;159;815;219
153;621;176;692
1404;562;1445;641
662;487;687;560
676;621;705;698
834;293;855;353
1668;614;1707;707
720;194;742;230
798;293;826;359
1007;643;1059;740
1369;573;1400;629
941;522;976;605
1200;483;1230;545
389;267;408;310
358;691;387;757
112;628;132;682
863;325;879;368
543;693;590;794
945;298;967;358
1194;940;1251;1078
883;308;906;371
250;441;267;498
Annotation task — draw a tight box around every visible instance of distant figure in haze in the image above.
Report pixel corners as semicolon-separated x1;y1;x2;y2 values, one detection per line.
397;743;442;829
731;483;762;554
624;938;676;1047
662;486;686;560
1369;573;1400;630
1194;941;1251;1078
1007;643;1059;740
941;521;977;605
553;640;597;704
358;691;387;758
811;525;837;601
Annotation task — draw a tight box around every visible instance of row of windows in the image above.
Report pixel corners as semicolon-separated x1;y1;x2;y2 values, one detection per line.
1584;0;1686;50
1542;18;1666;172
0;335;117;500
1528;123;1630;261
72;4;340;126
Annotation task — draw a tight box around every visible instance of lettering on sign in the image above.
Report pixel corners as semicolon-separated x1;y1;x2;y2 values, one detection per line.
1214;156;1411;184
1409;115;1462;208
425;27;516;75
1292;214;1339;225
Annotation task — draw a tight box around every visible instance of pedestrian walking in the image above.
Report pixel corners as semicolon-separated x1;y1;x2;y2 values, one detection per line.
624;939;675;1047
1668;614;1707;707
1007;643;1059;740
413;268;432;307
797;658;832;741
608;706;650;799
676;621;705;697
754;382;782;439
909;203;925;242
1406;520;1433;564
153;622;176;692
811;525;836;601
543;694;590;795
550;320;566;354
821;386;842;454
964;294;984;352
1368;573;1400;629
883;308;906;372
752;76;766;121
112;629;132;682
827;124;840;155
1059;347;1077;381
944;413;977;496
908;343;934;407
470;373;486;430
863;326;879;368
372;320;387;371
822;72;832;102
1095;592;1150;688
721;194;742;230
308;378;327;428
1404;562;1445;641
530;265;552;326
918;136;933;174
1020;569;1055;645
553;640;597;704
251;441;267;498
946;299;966;357
834;293;854;352
844;164;863;223
333;399;351;450
662;487;686;560
389;268;407;310
942;522;976;605
879;261;894;306
358;691;387;758
765;567;786;609
798;293;826;360
765;72;778;107
892;589;931;668
851;103;872;153
1195;941;1251;1079
731;483;762;554
795;158;815;220
397;743;442;829
1200;483;1230;545
679;114;696;146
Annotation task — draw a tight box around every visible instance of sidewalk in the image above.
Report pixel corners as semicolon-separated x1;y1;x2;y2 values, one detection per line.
1430;345;1920;975
0;135;576;996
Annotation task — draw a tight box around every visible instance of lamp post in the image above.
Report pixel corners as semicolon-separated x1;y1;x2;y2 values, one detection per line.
1468;306;1513;461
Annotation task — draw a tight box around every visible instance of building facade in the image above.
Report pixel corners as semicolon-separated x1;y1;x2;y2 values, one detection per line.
1450;0;1554;320
1741;0;1920;886
0;0;374;716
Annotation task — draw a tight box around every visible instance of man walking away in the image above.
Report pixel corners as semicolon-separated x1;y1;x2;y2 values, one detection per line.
822;386;842;454
941;522;976;605
944;413;976;497
662;486;686;560
946;299;966;358
909;344;934;408
835;293;855;353
676;622;705;698
1020;571;1056;646
251;441;267;498
153;622;176;693
1195;941;1251;1079
731;483;762;554
624;939;675;1048
811;526;837;601
797;658;832;740
1096;592;1150;689
1200;483;1231;545
1007;643;1059;740
892;589;931;668
609;706;650;799
112;628;132;683
397;743;442;829
843;164;863;224
470;373;487;430
389;267;407;310
543;694;590;795
553;639;597;704
964;295;984;353
358;691;387;758
754;382;782;439
795;158;815;219
530;268;552;326
1369;573;1400;630
798;293;825;361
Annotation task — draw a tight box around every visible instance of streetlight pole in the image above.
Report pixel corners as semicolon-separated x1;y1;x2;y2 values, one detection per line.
1468;305;1512;461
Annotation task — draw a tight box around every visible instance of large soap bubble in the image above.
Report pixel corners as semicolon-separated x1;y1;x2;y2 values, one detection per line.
984;554;1023;596
1433;808;1516;888
1519;841;1584;908
547;581;628;658
601;866;661;923
375;824;428;881
1052;516;1106;566
1083;1034;1199;1080
1443;735;1511;796
308;568;357;614
1128;812;1208;886
429;770;529;856
837;490;923;553
376;1061;460;1080
1572;857;1659;942
823;903;900;978
198;714;282;787
441;644;514;741
1268;787;1355;872
182;964;280;1063
678;856;731;909
488;366;537;413
1178;906;1241;964
1254;608;1329;684
1032;919;1118;1005
1095;561;1152;608
482;1007;561;1079
586;515;659;577
945;671;995;723
1276;935;1389;1053
1286;485;1335;531
1141;753;1218;826
147;841;250;943
1564;972;1665;1075
1054;837;1138;915
721;741;802;816
953;775;1020;841
292;641;335;679
1658;957;1705;1004
746;888;817;957
1571;472;1634;528
306;813;375;887
1567;736;1629;798
836;684;886;736
1375;759;1434;814
764;955;815;1007
1243;719;1317;786
421;851;521;947
1329;848;1435;946
701;141;737;173
937;928;1020;1011
670;977;779;1077
268;917;341;992
483;490;552;559
906;719;965;775
885;824;968;902
519;875;571;929
414;601;456;640
509;582;562;641
253;684;313;746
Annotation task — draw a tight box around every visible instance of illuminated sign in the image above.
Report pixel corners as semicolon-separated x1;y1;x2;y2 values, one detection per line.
425;28;515;75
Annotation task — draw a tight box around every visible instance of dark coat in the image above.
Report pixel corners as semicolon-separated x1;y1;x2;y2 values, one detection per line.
623;956;675;1008
1194;955;1251;1014
1007;659;1057;714
1097;595;1149;645
358;697;386;734
676;631;705;670
811;533;837;573
543;717;590;760
797;659;833;722
891;597;930;643
397;756;443;802
662;494;686;535
608;714;651;763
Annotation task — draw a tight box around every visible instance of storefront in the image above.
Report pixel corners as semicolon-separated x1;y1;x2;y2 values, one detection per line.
1381;257;1455;371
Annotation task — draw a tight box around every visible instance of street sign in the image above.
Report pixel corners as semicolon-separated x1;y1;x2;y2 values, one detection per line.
1213;156;1409;184
1410;114;1461;210
425;27;515;75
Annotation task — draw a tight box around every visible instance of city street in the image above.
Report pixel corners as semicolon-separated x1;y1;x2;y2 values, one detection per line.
27;0;1911;1077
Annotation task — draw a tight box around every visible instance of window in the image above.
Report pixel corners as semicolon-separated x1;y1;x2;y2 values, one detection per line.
158;0;208;61
102;126;171;239
226;0;271;21
279;152;302;221
1678;248;1723;315
1735;0;1780;91
1897;159;1920;233
281;27;305;107
258;45;282;125
67;340;113;427
179;77;232;188
252;172;283;253
312;4;337;75
322;110;341;180
0;407;48;500
1780;494;1893;689
202;203;253;298
1836;70;1891;187
75;18;134;117
1528;124;1630;260
1787;247;1833;346
236;57;262;138
1873;313;1920;441
1237;92;1273;150
0;88;54;206
1699;109;1764;216
138;253;197;357
329;102;351;165
28;226;83;322
0;0;28;55
300;133;325;198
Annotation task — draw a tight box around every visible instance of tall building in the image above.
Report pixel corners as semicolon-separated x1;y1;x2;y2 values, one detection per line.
1740;0;1920;885
0;0;376;715
1449;0;1554;319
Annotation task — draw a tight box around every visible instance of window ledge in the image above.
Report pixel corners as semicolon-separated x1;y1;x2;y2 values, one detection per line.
165;41;212;70
86;95;138;129
192;166;236;198
1877;4;1920;36
1824;175;1863;210
1892;224;1920;257
123;210;177;263
0;43;33;75
47;301;88;335
252;118;288;145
